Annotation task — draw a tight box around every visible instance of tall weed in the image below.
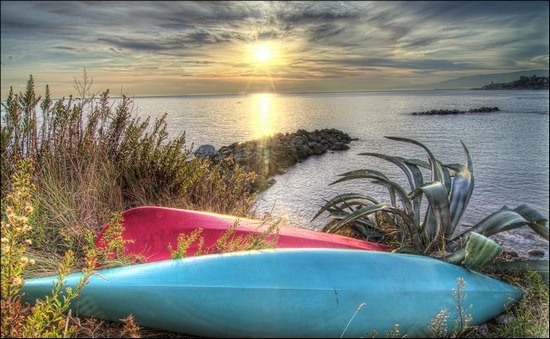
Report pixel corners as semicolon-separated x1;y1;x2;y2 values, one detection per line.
1;160;95;338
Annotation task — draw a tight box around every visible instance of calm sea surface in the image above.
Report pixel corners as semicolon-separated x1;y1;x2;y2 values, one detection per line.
132;90;549;240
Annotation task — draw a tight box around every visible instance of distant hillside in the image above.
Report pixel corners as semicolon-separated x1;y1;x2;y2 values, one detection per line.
428;69;550;89
475;74;549;90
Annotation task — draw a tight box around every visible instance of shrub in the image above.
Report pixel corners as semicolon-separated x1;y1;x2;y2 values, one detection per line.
0;72;259;337
1;74;257;251
314;136;548;273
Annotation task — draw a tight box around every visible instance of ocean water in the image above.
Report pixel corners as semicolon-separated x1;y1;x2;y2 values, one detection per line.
131;89;549;255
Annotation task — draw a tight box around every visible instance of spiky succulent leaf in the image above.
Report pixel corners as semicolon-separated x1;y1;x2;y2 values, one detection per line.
447;206;533;250
447;141;475;236
393;245;422;255
461;140;474;174
354;223;384;239
358;153;425;191
513;204;549;240
327;204;416;241
444;246;467;266
312;193;380;221
330;172;413;214
359;152;424;225
385;136;448;189
334;169;397;206
338;168;391;179
403;158;430;170
439;159;454;194
323;212;384;236
443;233;502;271
461;232;502;272
318;136;548;262
408;181;452;252
445;163;474;236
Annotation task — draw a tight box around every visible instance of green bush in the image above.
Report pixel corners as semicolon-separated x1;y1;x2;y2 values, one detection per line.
1;74;257;253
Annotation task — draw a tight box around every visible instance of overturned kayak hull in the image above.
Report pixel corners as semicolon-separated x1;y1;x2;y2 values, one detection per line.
95;206;388;261
21;249;522;338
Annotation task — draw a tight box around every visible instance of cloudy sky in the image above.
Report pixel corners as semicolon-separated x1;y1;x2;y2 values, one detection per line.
1;1;548;98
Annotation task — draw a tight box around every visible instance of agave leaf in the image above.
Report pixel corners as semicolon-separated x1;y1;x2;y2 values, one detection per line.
438;159;453;194
462;232;502;272
323;211;384;235
311;193;380;221
338;168;391;179
354;223;384;239
448;206;532;250
331;170;397;205
340;215;381;234
447;141;475;235
327;204;389;234
408;181;452;253
486;260;549;286
444;246;467;265
461;140;474;173
330;173;413;215
514;204;549;240
445;163;474;237
385;136;448;189
357;153;425;191
329;204;416;240
393;245;422;255
359;152;424;225
403;158;431;170
443;233;502;270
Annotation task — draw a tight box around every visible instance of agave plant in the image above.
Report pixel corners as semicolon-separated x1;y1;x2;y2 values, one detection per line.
313;136;548;277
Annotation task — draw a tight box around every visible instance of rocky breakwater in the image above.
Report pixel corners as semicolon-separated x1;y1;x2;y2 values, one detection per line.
194;129;354;191
411;106;499;115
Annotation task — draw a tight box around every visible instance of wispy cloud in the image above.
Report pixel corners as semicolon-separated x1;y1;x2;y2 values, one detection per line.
1;1;548;96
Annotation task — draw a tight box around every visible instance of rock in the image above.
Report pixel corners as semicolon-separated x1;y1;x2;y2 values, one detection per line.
200;129;354;193
194;144;217;157
410;107;499;115
527;249;545;257
495;314;516;325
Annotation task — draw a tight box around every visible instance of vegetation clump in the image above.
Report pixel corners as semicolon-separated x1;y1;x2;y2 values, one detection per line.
1;73;259;338
314;136;548;275
167;219;280;259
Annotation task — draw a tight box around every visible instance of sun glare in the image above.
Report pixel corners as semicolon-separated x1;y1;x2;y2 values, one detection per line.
254;45;272;63
251;93;276;139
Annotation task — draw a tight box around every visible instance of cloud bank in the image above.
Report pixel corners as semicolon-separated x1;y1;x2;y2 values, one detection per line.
1;1;548;96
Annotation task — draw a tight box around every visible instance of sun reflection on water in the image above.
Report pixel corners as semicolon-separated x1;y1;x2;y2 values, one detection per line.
251;93;277;140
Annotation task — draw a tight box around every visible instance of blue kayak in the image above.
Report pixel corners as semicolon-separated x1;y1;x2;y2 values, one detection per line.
21;249;523;338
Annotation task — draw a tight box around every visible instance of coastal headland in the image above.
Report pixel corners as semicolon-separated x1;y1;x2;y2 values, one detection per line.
473;74;549;90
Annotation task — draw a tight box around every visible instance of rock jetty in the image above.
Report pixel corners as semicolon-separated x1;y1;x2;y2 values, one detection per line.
194;129;354;191
410;106;499;115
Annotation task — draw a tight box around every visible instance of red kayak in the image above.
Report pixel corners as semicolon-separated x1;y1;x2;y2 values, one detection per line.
95;206;388;262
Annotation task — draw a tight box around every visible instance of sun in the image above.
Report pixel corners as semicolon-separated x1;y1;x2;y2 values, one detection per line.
254;44;272;63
